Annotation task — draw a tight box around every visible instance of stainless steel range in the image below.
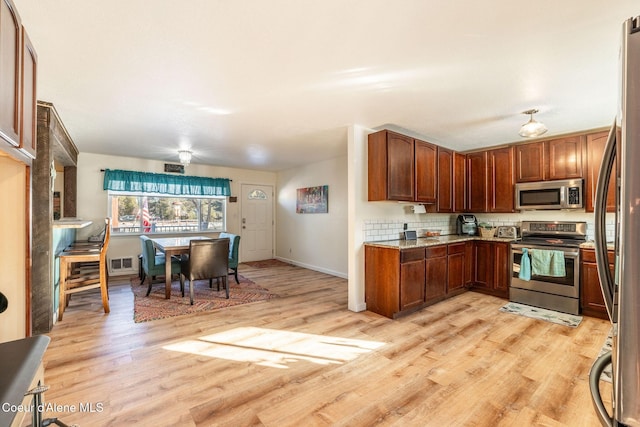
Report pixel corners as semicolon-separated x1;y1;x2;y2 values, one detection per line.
510;221;587;315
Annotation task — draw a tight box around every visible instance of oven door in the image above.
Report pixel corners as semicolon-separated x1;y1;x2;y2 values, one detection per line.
510;243;580;298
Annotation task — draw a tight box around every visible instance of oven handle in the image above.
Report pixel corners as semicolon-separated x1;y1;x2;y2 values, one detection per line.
511;246;579;259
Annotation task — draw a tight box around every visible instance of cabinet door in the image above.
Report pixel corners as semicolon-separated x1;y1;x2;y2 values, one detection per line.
447;243;465;293
436;146;453;212
488;147;515;213
493;242;510;296
515;142;545;182
19;27;36;158
425;246;447;302
415;139;437;203
0;0;22;147
400;259;426;311
387;132;415;201
467;151;487;212
585;131;615;213
453;152;466;212
547;136;584;180
368;130;414;201
464;241;474;285
473;241;494;289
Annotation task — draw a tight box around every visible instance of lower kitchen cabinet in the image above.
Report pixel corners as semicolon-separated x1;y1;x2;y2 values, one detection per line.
364;242;472;319
425;245;447;304
580;248;614;319
471;241;509;298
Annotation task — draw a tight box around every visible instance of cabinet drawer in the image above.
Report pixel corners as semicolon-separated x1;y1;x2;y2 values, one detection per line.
448;242;465;255
401;248;425;263
581;249;614;264
425;245;447;258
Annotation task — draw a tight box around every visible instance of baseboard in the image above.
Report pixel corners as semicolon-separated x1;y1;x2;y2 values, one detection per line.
274;256;347;279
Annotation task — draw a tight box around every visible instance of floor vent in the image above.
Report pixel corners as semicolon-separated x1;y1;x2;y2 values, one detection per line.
109;257;135;274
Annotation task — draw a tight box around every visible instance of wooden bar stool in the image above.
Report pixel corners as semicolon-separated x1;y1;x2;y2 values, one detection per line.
58;218;111;321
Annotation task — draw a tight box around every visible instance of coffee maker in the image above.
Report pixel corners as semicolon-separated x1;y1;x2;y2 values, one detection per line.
456;214;478;236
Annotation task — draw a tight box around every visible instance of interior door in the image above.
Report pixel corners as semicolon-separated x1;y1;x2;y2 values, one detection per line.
240;184;274;262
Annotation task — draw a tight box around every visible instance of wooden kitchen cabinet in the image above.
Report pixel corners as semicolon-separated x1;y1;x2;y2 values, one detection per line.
547;136;584;180
18;28;37;158
580;248;614;319
585;131;616;213
515;142;545;182
466;151;488;212
368;130;415;201
447;242;466;295
453;152;466;212
464;241;474;285
365;245;426;318
471;240;509;298
515;136;584;183
0;0;22;148
425;245;447;304
435;146;453;212
488;147;515;213
415;139;438;203
400;248;427;312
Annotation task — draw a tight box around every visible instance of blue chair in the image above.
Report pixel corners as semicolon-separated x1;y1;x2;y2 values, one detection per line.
139;235;181;296
219;232;240;283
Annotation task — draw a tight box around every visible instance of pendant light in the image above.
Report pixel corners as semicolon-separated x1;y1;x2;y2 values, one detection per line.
178;149;192;165
518;109;548;138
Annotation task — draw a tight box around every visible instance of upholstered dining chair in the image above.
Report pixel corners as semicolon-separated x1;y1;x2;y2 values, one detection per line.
139;235;181;296
57;218;111;320
180;238;230;305
218;232;240;283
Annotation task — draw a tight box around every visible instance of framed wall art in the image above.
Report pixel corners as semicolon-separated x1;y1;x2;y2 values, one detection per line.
296;185;328;213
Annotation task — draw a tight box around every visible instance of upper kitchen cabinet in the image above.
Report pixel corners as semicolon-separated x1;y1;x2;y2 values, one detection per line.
515;141;545;182
488;147;515;213
585;130;615;213
546;135;584;180
435;146;453;212
19;28;37;159
466;151;487;212
415;139;438;204
0;0;22;148
515;136;584;182
453;152;466;212
368;130;415;201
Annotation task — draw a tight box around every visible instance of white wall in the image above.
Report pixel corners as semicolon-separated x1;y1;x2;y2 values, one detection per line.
0;155;27;342
75;153;277;272
276;156;348;278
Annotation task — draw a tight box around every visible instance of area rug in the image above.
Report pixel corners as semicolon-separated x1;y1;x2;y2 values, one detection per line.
597;329;613;383
499;302;583;328
243;259;292;269
131;275;277;323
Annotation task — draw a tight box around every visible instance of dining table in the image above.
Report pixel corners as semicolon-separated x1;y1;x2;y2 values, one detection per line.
151;236;211;299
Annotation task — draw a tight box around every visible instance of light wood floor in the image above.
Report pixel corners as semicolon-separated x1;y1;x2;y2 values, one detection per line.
41;262;613;426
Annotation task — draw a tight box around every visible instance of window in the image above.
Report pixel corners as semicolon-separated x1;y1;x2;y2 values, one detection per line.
108;192;226;235
248;189;268;200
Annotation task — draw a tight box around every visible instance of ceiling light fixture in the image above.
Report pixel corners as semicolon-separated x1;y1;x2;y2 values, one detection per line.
519;109;548;138
178;149;192;165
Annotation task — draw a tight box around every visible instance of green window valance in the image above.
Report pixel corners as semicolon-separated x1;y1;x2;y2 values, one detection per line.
103;169;231;196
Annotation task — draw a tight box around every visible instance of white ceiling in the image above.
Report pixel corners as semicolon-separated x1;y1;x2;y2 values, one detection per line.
13;0;639;171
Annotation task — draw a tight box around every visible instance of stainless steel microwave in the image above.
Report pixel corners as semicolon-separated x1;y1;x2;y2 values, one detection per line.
515;179;584;210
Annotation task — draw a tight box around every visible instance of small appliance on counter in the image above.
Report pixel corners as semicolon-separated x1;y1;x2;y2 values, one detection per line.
456;214;477;236
496;226;518;239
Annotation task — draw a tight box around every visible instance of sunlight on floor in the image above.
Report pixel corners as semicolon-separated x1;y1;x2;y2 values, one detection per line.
162;326;386;369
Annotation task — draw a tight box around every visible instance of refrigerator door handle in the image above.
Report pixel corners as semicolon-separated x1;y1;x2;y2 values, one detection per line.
589;351;614;427
594;119;617;320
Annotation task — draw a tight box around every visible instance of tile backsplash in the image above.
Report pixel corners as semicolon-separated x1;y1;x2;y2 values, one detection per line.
363;212;615;242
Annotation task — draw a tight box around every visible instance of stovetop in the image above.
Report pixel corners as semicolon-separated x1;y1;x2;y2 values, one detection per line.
519;220;587;248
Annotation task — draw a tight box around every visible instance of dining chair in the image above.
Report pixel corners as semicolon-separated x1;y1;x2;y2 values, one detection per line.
180;238;230;305
218;232;241;283
139;235;181;296
57;218;111;320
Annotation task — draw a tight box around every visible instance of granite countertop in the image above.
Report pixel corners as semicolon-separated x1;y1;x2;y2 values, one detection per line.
579;241;615;250
364;235;517;249
52;218;93;229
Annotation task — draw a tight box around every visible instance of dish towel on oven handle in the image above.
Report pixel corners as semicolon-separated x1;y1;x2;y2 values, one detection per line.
531;249;566;277
519;248;531;281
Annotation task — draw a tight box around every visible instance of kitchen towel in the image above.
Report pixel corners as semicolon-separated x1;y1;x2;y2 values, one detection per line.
531;249;566;277
519;248;531;281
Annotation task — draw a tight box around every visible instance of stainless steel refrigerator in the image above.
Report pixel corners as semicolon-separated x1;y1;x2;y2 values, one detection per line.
590;15;640;427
